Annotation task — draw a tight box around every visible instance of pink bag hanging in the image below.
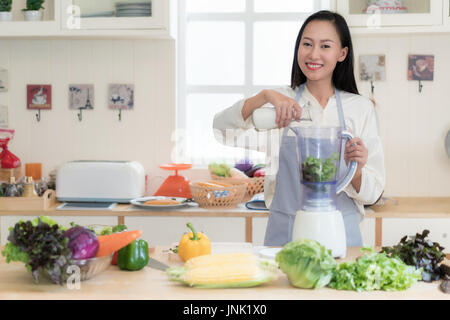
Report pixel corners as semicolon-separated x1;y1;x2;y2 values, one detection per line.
0;129;21;169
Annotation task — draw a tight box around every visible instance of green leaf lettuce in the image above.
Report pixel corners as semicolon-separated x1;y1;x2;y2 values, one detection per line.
329;247;422;292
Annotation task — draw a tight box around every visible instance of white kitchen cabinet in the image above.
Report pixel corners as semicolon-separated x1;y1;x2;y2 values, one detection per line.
336;0;448;33
445;0;450;26
0;0;59;37
60;0;176;38
0;0;176;39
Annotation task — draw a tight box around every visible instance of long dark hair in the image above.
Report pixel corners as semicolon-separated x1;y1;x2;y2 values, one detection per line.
290;10;359;95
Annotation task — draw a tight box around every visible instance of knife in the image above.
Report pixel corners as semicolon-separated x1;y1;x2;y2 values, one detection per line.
146;257;170;271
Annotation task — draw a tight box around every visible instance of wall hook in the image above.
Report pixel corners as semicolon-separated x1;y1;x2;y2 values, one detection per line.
418;80;423;93
118;109;122;121
77;108;83;122
36;109;41;122
370;80;375;94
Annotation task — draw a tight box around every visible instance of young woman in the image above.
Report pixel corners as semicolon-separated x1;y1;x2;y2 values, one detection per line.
213;10;385;247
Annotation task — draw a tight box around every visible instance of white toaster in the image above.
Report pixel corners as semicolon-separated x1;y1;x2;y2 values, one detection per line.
56;160;145;203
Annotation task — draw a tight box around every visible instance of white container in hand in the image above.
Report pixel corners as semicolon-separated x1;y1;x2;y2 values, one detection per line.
252;107;278;131
252;105;311;130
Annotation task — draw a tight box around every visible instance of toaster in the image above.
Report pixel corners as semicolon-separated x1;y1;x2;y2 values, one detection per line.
56;160;145;203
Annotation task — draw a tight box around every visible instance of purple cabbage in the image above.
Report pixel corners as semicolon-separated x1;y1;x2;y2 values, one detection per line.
234;159;253;172
64;226;99;260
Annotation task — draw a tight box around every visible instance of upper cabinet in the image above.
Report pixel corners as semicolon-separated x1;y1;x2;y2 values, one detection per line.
0;0;58;37
445;0;450;26
0;0;176;39
335;0;449;33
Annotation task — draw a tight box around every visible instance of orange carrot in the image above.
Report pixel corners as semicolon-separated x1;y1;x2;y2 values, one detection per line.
96;230;142;257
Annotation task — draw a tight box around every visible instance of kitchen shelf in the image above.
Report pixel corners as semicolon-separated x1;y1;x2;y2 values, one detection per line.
0;0;176;39
0;190;56;211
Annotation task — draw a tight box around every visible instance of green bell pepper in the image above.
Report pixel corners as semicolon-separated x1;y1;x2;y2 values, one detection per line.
117;239;149;271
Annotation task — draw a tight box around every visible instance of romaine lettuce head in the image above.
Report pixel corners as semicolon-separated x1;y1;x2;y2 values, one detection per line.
275;238;337;289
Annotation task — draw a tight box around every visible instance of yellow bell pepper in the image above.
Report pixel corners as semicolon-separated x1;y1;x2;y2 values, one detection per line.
178;222;211;262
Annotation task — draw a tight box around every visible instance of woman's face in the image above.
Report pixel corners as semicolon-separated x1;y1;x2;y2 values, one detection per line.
297;20;348;82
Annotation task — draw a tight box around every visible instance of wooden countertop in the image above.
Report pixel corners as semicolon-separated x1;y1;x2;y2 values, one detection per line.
365;197;450;218
0;246;448;300
0;203;270;217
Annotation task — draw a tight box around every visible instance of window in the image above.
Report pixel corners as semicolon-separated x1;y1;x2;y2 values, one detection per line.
176;0;332;166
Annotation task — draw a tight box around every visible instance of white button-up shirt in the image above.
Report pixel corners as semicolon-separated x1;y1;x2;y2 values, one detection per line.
213;86;385;217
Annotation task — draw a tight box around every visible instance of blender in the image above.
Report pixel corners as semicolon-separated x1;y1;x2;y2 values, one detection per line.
291;126;357;258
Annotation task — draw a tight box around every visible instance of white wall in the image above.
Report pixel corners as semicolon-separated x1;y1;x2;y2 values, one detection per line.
0;33;449;249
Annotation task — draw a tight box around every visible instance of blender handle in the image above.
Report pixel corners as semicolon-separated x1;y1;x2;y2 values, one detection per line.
336;131;358;194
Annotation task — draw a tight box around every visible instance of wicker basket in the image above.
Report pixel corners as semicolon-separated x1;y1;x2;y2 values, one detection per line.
210;174;265;202
189;180;248;208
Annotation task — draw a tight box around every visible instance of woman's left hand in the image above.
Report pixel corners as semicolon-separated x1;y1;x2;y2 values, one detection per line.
344;137;368;178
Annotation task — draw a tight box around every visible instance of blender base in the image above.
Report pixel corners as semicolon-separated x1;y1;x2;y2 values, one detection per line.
292;210;347;258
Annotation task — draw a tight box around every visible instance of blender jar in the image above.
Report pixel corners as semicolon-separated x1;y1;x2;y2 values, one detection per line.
295;126;343;212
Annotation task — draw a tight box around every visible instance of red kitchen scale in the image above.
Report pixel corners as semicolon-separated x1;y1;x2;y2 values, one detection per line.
154;163;192;198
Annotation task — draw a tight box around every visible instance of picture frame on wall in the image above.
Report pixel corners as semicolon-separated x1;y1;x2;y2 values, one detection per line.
27;85;52;110
408;54;434;81
108;84;134;110
69;84;94;110
359;54;386;82
0;68;8;92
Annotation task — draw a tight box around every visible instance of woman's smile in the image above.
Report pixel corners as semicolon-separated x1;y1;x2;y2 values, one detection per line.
305;62;324;71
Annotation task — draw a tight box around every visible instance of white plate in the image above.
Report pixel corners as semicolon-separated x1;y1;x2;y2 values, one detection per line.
130;196;197;210
258;248;282;260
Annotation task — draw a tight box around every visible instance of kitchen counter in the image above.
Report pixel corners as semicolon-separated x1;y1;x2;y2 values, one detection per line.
0;246;448;300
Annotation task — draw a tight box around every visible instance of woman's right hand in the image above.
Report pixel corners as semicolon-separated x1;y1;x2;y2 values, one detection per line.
264;90;302;128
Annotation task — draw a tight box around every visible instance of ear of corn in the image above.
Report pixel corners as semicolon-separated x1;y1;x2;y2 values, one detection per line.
166;252;278;288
